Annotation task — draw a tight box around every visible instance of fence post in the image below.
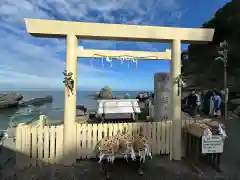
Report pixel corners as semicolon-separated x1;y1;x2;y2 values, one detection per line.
15;127;22;168
39;115;46;128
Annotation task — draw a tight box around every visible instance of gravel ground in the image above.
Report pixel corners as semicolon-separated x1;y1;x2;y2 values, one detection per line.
1;156;232;180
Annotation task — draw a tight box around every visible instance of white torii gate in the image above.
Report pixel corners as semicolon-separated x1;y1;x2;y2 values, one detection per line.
24;18;214;165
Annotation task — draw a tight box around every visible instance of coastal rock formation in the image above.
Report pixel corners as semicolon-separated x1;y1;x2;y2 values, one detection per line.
76;105;87;114
76;108;86;116
0;100;19;109
88;86;113;99
0;93;53;111
19;95;53;107
0;92;23;101
0;92;23;109
99;86;113;99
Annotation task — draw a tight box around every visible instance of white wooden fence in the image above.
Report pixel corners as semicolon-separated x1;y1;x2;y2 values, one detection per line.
76;121;172;159
15;125;64;167
16;119;212;167
16;121;173;167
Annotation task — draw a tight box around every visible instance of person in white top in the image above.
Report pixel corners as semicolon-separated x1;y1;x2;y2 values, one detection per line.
209;90;222;117
213;91;222;117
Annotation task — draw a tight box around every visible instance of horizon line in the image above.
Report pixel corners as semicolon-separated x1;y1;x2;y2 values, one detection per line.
0;88;153;92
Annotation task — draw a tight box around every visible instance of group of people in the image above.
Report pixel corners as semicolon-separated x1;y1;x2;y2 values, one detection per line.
184;89;222;118
136;92;153;102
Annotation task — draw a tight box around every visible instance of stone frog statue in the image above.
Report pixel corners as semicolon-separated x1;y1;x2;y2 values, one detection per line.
96;131;152;164
96;133;121;164
95;131;152;177
133;134;152;162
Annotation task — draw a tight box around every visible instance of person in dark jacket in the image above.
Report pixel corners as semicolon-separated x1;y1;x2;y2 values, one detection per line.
186;89;198;117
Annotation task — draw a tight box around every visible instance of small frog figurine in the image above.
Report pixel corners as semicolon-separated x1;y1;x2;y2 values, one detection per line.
63;70;74;96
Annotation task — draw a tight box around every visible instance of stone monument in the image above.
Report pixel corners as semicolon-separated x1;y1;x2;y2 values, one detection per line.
154;72;171;121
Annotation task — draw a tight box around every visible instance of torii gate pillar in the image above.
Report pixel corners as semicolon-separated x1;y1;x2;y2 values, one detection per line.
63;34;78;165
171;39;182;160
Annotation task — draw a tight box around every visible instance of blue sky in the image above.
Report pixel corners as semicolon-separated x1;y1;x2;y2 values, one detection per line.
0;0;230;91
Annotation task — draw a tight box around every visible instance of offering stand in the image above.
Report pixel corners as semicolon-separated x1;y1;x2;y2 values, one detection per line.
185;120;227;172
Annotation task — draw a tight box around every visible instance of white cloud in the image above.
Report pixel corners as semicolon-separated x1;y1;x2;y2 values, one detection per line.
0;0;185;90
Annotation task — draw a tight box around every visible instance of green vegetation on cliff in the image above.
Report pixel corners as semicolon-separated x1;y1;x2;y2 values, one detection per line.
183;1;240;91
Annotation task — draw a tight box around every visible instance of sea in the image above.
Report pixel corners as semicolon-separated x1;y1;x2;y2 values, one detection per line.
0;90;141;130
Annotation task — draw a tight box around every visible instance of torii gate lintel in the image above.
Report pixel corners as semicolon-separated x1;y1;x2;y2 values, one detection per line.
24;18;214;43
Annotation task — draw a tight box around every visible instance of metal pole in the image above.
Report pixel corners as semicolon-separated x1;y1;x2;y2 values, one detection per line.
224;61;228;120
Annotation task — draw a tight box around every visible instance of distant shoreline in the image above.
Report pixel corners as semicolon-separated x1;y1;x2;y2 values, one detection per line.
0;89;153;92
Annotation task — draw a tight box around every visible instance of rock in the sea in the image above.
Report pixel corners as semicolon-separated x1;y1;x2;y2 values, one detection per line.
76;105;87;113
0;92;23;101
99;86;113;99
76;109;85;116
0;100;19;109
0;92;23;109
19;95;53;107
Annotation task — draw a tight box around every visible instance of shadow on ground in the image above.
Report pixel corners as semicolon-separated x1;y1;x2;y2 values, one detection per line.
0;143;202;180
0;147;200;180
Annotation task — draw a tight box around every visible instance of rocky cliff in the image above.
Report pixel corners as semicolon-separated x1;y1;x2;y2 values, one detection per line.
183;1;240;92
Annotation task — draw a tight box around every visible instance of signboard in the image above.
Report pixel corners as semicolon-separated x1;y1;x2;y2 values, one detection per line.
201;135;224;154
